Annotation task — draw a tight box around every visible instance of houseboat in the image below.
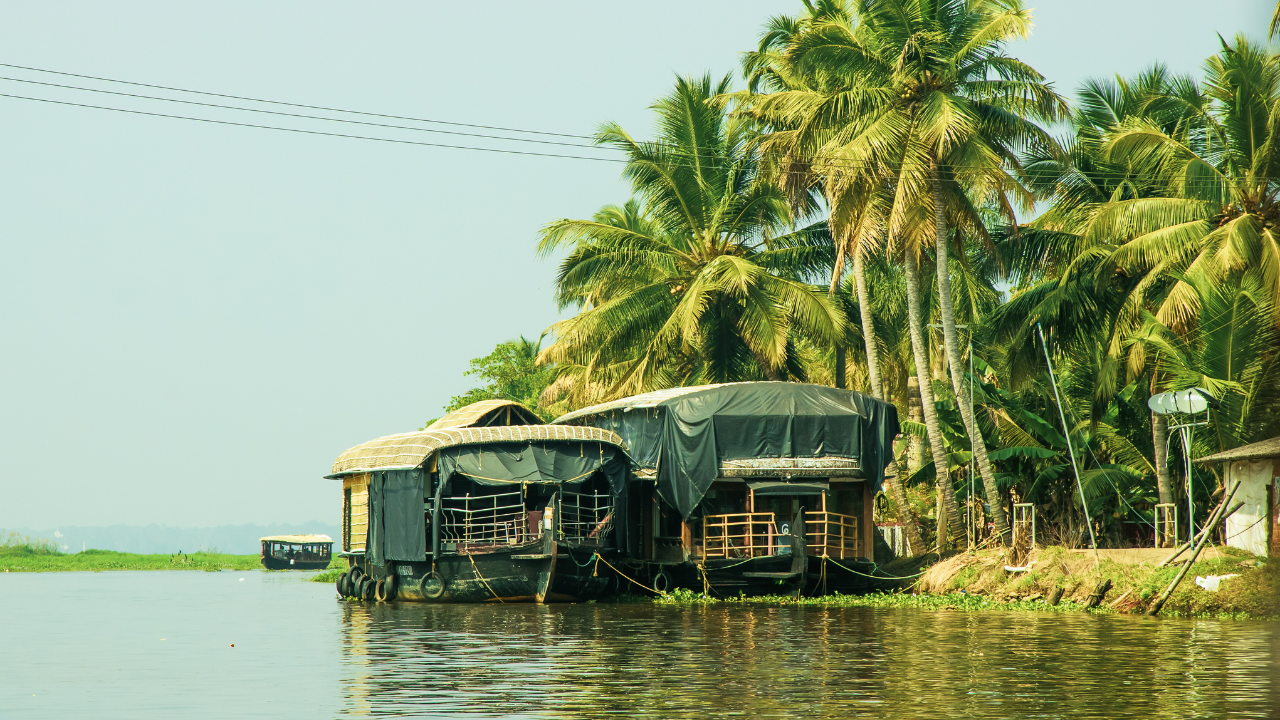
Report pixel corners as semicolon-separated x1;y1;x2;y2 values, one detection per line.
260;534;334;570
327;400;632;603
552;382;900;597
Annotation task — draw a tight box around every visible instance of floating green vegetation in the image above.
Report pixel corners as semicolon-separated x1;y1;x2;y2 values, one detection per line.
309;559;349;583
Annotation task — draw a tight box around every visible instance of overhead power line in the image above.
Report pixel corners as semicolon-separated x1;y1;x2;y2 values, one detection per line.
0;61;1276;186
0;91;628;163
0;61;595;140
0;74;610;151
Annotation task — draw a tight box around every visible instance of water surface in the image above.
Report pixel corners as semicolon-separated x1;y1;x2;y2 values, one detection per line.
2;571;1276;718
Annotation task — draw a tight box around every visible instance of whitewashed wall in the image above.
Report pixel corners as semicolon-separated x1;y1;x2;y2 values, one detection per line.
1225;460;1273;557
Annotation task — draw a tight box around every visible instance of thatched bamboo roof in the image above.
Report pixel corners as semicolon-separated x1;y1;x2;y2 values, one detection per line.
330;425;626;476
1196;437;1280;464
259;535;333;544
426;399;542;430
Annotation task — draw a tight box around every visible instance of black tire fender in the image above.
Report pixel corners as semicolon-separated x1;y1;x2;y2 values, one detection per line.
336;574;349;597
420;571;446;600
651;569;673;594
383;573;399;601
360;577;375;601
374;578;388;602
342;568;361;597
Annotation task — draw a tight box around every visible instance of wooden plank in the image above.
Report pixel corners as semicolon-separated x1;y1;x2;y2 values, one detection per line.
861;482;874;560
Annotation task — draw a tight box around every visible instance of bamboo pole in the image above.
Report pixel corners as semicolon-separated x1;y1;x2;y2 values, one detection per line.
1158;482;1241;567
1147;498;1245;617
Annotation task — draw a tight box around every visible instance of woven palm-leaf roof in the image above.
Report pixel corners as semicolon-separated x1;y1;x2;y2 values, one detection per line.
330;425;626;476
259;534;333;544
1196;437;1280;464
427;399;543;430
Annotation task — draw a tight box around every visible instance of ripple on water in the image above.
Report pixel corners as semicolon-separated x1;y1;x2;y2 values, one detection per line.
0;572;1275;720
337;602;1279;720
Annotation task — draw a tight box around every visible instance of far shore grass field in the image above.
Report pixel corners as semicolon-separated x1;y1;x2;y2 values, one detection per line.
0;532;345;573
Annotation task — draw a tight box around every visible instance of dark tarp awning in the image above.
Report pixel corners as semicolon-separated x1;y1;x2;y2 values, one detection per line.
436;441;631;554
747;480;829;496
366;441;632;561
367;469;427;565
558;383;899;520
437;442;626;492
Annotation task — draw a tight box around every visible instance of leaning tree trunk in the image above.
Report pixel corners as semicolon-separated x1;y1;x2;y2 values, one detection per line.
852;250;925;555
903;249;966;548
930;173;1010;546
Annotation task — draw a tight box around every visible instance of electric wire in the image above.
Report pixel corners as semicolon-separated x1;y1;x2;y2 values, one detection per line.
0;61;595;139
3;61;1277;184
0;91;628;163
0;74;611;151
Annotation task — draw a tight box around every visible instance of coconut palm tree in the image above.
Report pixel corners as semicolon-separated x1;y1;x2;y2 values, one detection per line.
738;1;928;552
537;75;844;401
997;65;1204;508
750;0;1066;545
1092;35;1280;334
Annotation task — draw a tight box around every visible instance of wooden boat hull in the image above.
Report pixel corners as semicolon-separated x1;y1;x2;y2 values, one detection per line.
351;543;621;603
261;557;331;570
640;554;878;598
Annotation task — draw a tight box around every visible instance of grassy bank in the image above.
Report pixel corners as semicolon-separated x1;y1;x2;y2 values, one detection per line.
653;546;1279;620
1;546;262;573
310;559;348;583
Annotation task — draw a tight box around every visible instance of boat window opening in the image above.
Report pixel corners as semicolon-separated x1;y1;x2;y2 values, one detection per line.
440;479;530;550
560;472;614;546
698;480;864;560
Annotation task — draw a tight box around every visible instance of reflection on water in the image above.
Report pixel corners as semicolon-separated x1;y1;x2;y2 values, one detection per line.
0;571;1275;719
339;601;1279;719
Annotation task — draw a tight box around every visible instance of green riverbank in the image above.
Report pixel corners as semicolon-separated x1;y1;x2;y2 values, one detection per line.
652;546;1280;620
1;547;264;572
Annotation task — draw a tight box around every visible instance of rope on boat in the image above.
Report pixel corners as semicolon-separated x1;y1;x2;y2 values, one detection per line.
468;554;505;603
562;548;600;568
595;554;665;595
695;563;714;596
823;555;930;580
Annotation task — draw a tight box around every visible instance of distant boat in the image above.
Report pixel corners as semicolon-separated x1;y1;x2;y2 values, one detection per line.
260;534;334;570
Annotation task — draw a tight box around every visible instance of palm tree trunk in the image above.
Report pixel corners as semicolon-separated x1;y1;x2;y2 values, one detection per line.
852;252;883;400
1153;412;1175;505
930;173;1011;545
906;376;925;473
852;250;924;555
903;249;966;548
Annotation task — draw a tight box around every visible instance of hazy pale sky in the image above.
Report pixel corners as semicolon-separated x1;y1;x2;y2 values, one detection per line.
1;1;1269;529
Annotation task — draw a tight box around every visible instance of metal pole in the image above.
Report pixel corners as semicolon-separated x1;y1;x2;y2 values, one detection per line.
962;340;972;543
1036;323;1099;568
1183;425;1195;543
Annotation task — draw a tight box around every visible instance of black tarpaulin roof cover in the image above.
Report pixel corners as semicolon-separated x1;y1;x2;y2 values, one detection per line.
553;382;900;519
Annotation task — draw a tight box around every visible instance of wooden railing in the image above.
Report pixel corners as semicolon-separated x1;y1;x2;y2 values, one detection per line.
805;511;859;559
700;511;861;561
702;512;780;559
